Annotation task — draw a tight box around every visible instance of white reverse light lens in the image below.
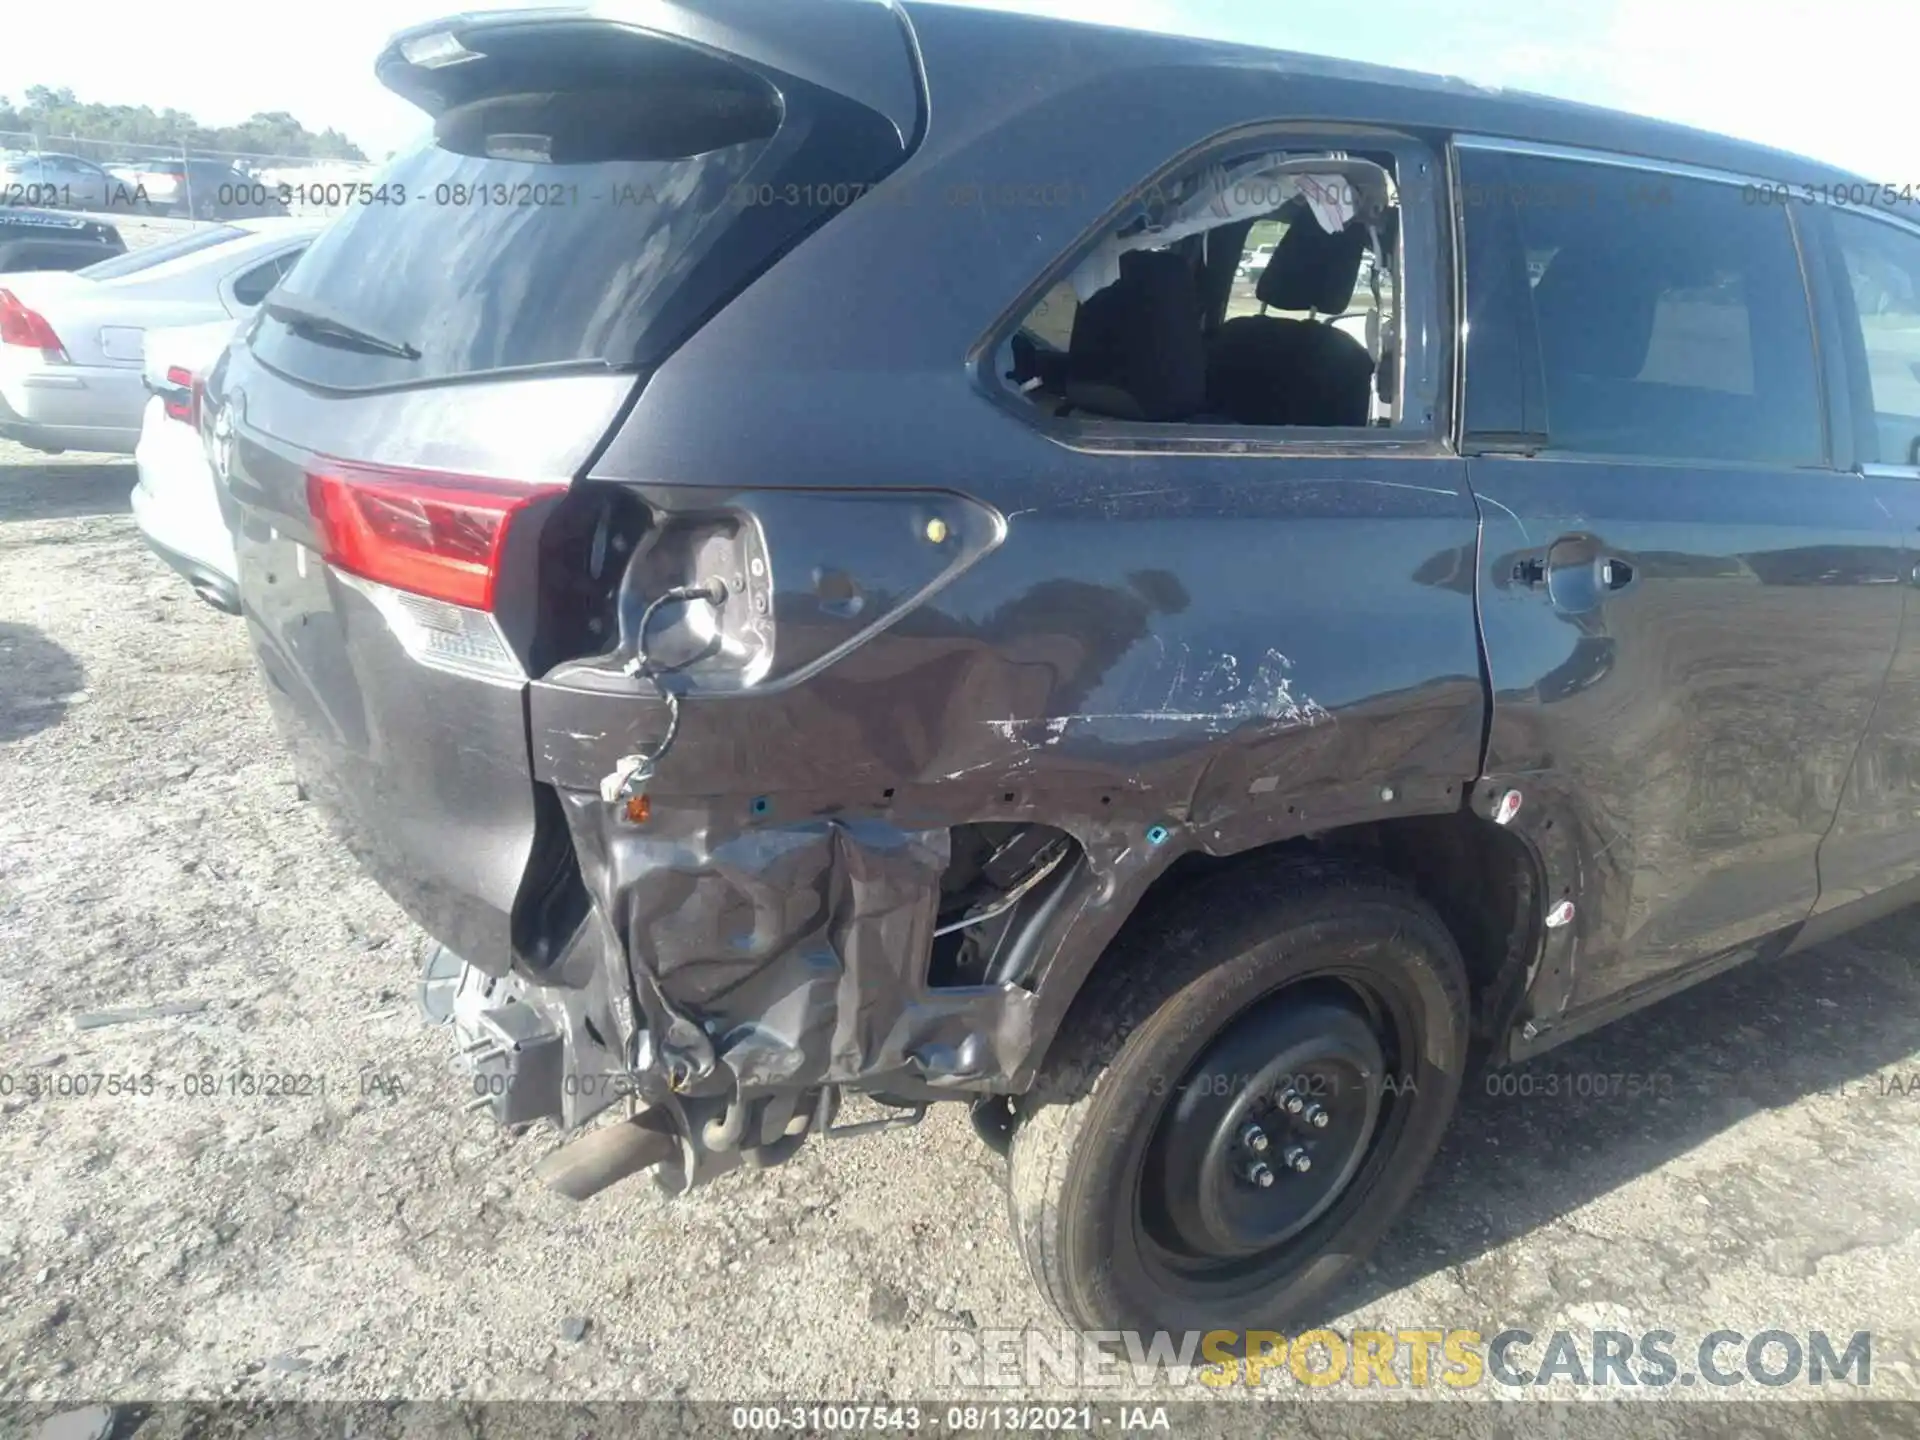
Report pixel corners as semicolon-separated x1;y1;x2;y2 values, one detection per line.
336;571;524;683
401;31;479;69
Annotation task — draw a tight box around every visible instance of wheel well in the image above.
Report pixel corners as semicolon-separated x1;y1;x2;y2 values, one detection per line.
1102;811;1542;1047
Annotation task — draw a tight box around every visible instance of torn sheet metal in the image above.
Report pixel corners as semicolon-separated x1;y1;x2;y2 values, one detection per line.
557;790;1037;1101
530;470;1488;1111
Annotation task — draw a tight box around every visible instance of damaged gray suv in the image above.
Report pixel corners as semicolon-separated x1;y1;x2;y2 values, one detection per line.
207;0;1920;1334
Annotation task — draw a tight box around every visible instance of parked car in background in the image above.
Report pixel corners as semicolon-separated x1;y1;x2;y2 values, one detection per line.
0;217;318;453
101;159;153;195
0;208;125;273
132;319;241;613
122;159;291;219
0;152;128;211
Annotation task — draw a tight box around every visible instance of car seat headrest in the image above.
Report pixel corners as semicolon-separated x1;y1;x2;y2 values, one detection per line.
1065;248;1207;422
1257;206;1370;315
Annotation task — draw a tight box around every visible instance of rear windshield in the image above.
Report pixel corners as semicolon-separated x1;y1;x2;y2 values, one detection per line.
80;225;245;279
250;25;907;392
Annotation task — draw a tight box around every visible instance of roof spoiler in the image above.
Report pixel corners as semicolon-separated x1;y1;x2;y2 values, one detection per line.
376;0;925;149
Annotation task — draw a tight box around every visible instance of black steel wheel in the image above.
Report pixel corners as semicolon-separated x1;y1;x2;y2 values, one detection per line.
1007;857;1469;1335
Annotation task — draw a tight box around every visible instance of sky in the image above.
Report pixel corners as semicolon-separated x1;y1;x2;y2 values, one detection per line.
1;0;1915;177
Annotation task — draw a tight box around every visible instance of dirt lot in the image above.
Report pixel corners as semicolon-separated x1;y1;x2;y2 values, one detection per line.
5;437;1920;1430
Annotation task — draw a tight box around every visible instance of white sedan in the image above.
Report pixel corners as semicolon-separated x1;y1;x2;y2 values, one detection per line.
131;319;243;613
0;218;320;455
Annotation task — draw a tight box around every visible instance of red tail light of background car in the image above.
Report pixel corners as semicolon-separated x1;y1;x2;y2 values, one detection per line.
0;289;67;358
160;365;201;425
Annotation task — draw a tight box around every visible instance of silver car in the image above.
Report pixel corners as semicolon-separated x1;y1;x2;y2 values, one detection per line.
0;153;117;211
0;217;321;453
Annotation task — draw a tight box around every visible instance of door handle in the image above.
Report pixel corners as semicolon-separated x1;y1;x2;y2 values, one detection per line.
1599;558;1634;591
1537;537;1631;614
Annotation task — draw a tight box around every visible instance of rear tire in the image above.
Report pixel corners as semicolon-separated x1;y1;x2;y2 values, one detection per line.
1006;857;1469;1335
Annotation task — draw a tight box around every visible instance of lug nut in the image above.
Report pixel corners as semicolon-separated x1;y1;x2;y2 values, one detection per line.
1303;1103;1330;1129
1238;1122;1270;1154
1280;1091;1306;1116
1282;1145;1312;1174
1245;1161;1276;1189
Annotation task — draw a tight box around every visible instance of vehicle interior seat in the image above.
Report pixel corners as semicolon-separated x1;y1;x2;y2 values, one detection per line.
1063;247;1208;422
1529;234;1811;465
1528;241;1658;450
1206;202;1376;427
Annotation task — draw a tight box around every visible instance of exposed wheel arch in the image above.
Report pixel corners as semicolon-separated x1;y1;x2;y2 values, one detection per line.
1015;807;1546;1089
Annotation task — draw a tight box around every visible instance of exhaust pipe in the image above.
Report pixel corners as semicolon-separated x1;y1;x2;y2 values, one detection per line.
534;1108;681;1201
190;578;241;616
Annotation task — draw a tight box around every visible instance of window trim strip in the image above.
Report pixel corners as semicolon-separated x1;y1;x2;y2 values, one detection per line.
1451;134;1785;195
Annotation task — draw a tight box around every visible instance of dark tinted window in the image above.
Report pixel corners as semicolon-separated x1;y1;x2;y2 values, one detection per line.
1829;209;1920;467
1493;153;1824;466
251;25;905;391
231;248;303;307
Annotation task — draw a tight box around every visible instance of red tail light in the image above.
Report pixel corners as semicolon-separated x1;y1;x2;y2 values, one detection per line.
0;289;67;356
162;365;195;424
305;461;564;612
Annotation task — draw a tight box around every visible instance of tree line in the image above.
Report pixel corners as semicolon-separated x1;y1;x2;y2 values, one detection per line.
0;86;367;161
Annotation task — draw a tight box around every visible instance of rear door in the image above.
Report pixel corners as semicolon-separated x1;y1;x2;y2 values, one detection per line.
1794;202;1920;941
1458;140;1904;1027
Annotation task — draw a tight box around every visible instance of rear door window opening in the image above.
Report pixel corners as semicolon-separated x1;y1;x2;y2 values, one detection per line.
993;137;1421;438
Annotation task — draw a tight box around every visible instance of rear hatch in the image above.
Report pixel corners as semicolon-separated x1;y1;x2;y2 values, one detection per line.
209;0;924;970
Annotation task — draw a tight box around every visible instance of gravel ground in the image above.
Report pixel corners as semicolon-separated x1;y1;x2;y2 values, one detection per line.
5;433;1920;1432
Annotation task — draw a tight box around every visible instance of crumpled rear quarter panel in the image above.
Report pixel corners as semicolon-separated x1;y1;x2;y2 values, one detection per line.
532;473;1484;1102
524;3;1489;1107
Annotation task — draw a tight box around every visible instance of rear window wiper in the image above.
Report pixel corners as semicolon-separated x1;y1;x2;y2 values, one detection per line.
264;293;422;361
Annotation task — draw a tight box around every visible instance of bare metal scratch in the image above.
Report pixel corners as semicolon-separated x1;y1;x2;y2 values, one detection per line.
1476;492;1531;543
1344;479;1461;498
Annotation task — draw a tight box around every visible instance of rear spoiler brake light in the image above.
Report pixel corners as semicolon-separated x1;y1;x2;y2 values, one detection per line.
376;2;922;148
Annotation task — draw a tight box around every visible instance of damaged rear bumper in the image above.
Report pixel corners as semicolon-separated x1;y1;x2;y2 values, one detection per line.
555;792;1042;1102
419;792;1059;1193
